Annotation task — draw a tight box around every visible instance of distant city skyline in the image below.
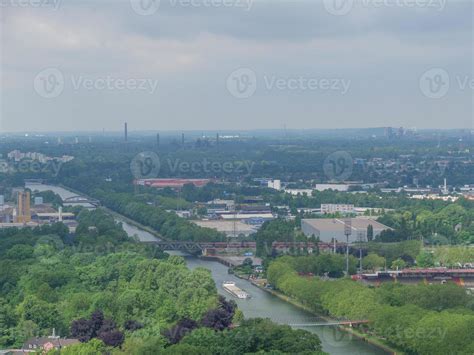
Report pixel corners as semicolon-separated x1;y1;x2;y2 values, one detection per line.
1;0;473;132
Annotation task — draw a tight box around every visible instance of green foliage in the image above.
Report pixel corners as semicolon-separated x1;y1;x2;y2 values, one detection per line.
254;219;304;256
362;253;386;271
0;211;217;349
365;240;421;265
376;283;470;311
431;246;474;266
94;192;225;242
268;254;357;282
416;251;435;267
176;319;325;355
377;202;474;244
390;258;406;270
53;338;107;355
267;257;474;354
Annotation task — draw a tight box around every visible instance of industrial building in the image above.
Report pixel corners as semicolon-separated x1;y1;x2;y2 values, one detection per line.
15;191;31;223
0;191;77;231
134;178;211;188
267;179;281;190
192;220;258;237
320;204;355;214
301;218;391;243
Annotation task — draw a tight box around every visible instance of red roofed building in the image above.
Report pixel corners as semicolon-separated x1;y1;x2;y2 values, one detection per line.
134;178;211;188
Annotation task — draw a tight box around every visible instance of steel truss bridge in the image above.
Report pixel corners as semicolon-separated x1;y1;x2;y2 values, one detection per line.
143;241;256;252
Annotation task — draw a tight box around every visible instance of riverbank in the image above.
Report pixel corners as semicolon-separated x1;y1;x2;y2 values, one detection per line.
204;256;400;354
57;184;163;241
26;183;396;354
247;277;401;355
107;208;163;241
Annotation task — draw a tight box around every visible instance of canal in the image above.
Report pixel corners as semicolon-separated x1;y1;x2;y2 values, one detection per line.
26;184;387;354
184;256;386;355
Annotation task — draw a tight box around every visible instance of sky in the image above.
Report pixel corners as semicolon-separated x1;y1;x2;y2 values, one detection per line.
0;0;472;132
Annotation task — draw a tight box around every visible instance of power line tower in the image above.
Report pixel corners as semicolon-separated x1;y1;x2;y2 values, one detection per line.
344;219;352;276
357;230;364;274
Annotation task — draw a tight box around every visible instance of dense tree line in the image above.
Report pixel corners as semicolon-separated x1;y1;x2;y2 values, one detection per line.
0;209;327;354
0;211;218;349
267;258;474;354
377;202;474;244
94;191;225;242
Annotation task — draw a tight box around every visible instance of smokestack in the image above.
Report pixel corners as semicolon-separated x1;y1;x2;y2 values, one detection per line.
124;122;128;142
182;133;185;146
156;133;160;147
216;133;219;146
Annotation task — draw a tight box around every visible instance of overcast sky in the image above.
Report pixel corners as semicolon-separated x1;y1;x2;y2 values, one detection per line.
0;0;472;132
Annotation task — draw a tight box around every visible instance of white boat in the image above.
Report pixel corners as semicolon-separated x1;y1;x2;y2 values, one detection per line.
222;281;250;299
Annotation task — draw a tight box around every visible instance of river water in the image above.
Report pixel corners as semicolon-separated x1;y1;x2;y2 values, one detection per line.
184;256;386;355
26;184;387;354
26;183;159;242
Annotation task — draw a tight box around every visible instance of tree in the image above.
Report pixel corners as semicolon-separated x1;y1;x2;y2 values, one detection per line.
162;318;198;344
124;320;143;331
367;224;374;241
98;329;124;347
70;318;94;342
391;258;406;270
200;296;236;331
17;295;60;330
180;318;324;354
362;253;386;271
58;338;106;355
416;251;435;267
71;310;123;347
5;244;34;260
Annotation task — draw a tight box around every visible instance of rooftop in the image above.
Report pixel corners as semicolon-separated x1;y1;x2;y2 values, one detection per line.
302;218;390;232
